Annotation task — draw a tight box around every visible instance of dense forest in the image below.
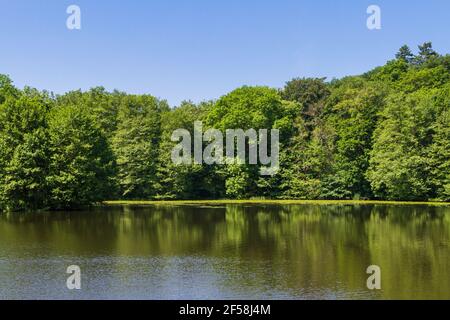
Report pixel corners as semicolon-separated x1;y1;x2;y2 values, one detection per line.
1;42;449;211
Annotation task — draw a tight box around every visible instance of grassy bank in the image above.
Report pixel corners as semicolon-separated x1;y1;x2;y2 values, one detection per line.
104;200;450;207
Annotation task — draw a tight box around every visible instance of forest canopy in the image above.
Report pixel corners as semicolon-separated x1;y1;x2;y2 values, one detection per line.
1;42;450;211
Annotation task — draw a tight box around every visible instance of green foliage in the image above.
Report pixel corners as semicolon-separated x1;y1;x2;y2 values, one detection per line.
427;86;450;201
56;88;124;139
281;77;330;112
206;87;288;199
366;90;444;200
222;161;252;199
415;42;440;66
396;45;414;64
364;59;409;83
322;80;386;199
112;95;166;199
206;86;285;131
0;75;19;104
397;66;450;93
155;101;221;200
1;42;450;210
0;94;51;211
47;104;116;209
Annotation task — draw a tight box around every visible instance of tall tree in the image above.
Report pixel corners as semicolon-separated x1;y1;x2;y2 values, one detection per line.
0;94;51;211
415;42;439;65
427;85;450;200
281;77;330;123
56;87;123;139
47;104;116;209
112;95;166;199
396;45;415;64
367;92;438;200
155;101;219;199
0;74;19;104
207;86;286;197
321;79;386;199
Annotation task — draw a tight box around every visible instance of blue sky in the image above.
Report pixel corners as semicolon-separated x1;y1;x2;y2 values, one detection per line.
0;0;449;106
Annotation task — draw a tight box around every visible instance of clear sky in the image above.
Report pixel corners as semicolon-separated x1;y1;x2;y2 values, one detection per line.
0;0;449;106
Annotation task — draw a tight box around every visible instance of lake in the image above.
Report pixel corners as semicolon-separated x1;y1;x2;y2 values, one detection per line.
0;204;449;300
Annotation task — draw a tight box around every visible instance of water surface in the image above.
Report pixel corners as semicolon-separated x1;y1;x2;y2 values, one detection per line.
0;204;449;300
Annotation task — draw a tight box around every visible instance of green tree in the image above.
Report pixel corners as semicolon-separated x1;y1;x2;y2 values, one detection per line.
47;104;116;209
2;43;450;208
207;87;286;198
428;111;450;201
321;79;386;199
56;88;123;139
396;45;415;64
281;77;330;130
0;74;19;104
155;101;220;199
415;42;439;65
112;95;166;199
427;86;450;201
207;86;285;131
0;94;51;211
367;92;437;200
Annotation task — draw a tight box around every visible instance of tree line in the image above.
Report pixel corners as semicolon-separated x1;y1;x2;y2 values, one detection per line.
1;42;449;211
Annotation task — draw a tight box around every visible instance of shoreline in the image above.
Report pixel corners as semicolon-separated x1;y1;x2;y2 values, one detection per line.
103;200;450;207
